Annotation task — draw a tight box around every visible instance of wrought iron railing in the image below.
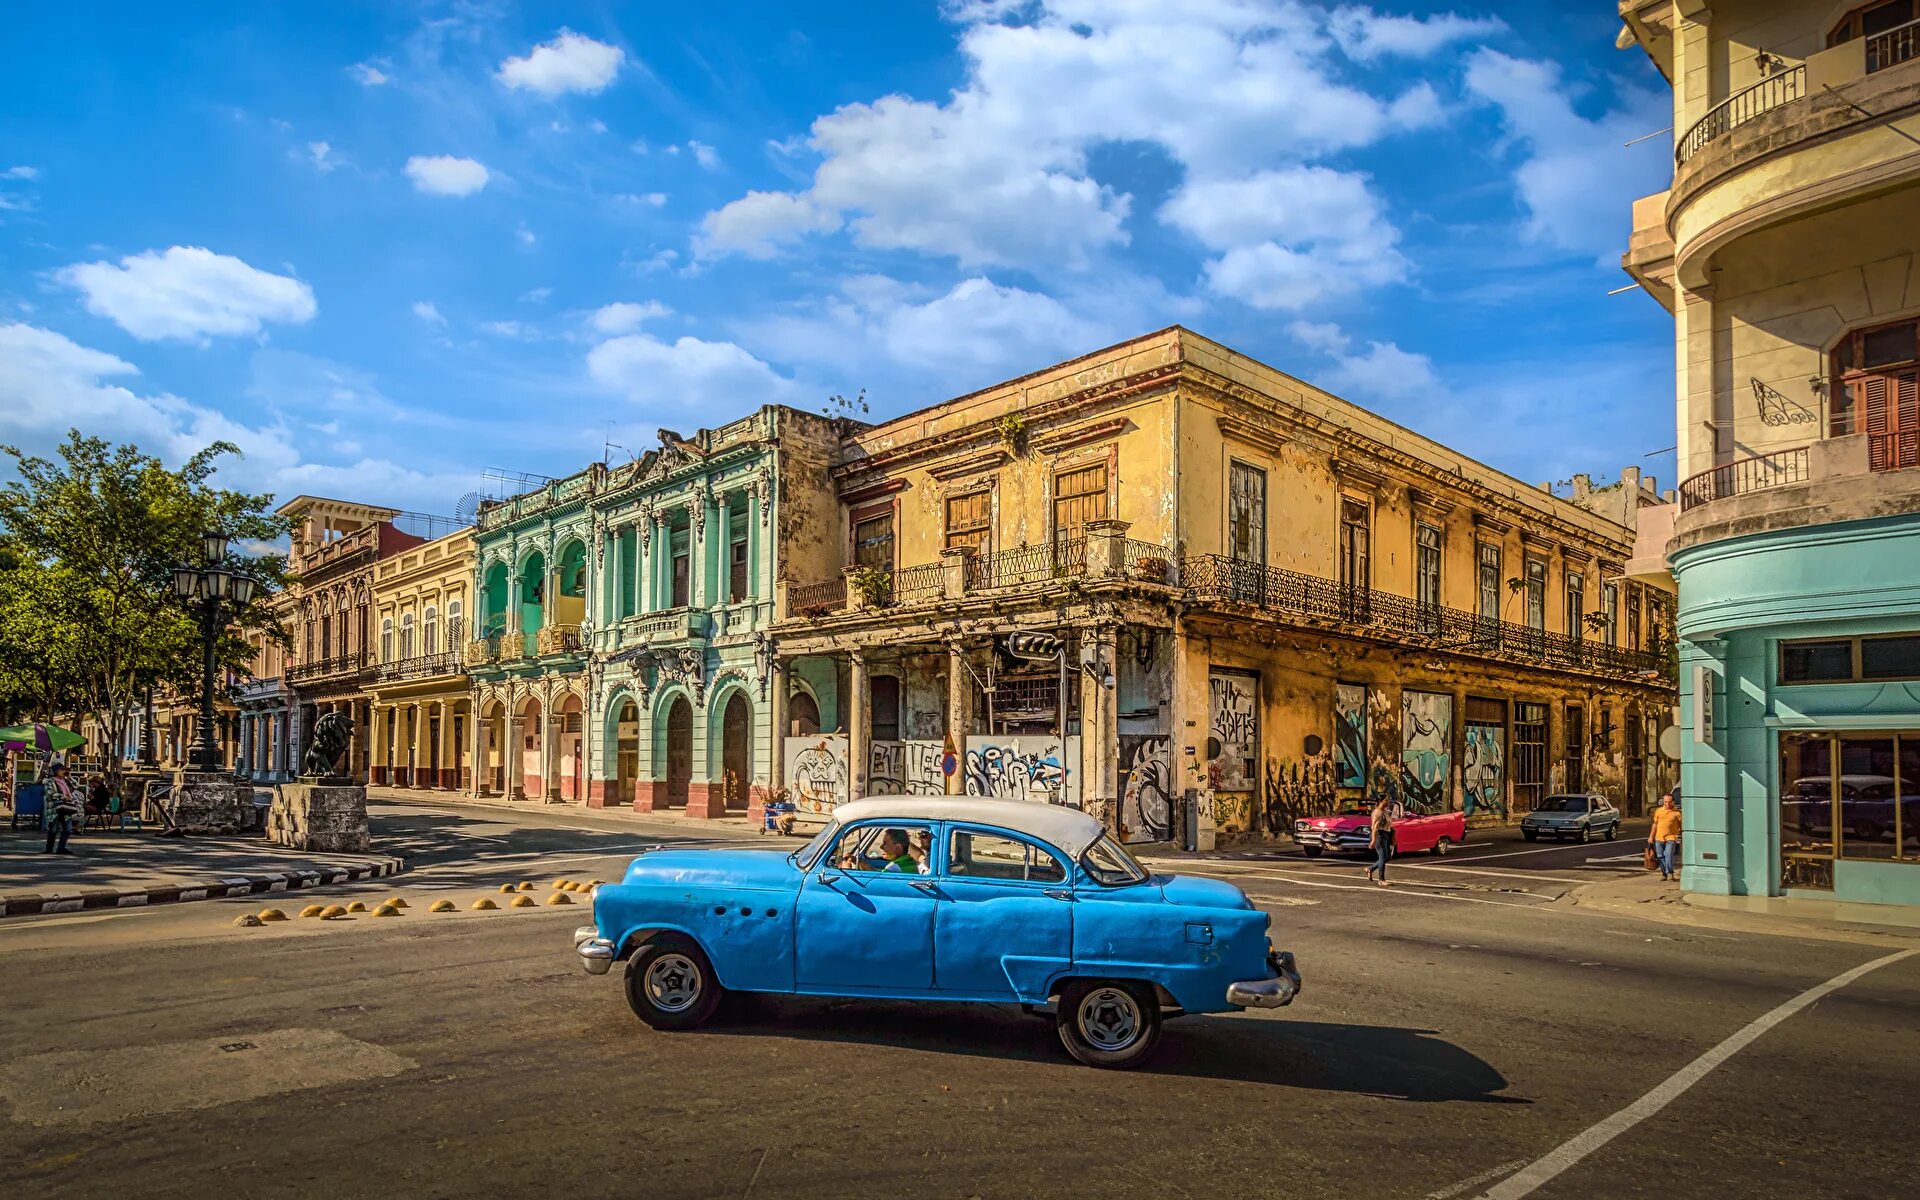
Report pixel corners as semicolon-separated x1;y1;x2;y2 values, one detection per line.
1181;554;1668;678
1677;446;1811;511
464;635;501;666
536;623;584;656
790;577;846;613
1868;17;1920;73
1675;64;1806;164
372;652;464;683
882;562;947;605
1121;538;1177;583
287;654;363;683
970;538;1086;590
500;632;527;660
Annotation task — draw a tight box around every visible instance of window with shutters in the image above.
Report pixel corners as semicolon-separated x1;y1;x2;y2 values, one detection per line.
1524;558;1546;631
1229;462;1267;564
424;606;439;655
1832;315;1920;472
1416;524;1442;632
852;507;895;572
1602;582;1619;647
1476;541;1502;622
1565;572;1585;641
1338;497;1370;619
729;535;749;603
1052;463;1109;543
944;490;992;557
1626;584;1643;652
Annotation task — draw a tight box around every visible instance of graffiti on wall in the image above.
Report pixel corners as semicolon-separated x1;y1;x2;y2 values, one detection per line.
1207;671;1258;793
964;736;1080;807
868;740;946;796
1264;756;1338;833
785;735;849;815
1464;722;1506;818
1334;682;1367;788
1400;691;1452;811
1119;735;1172;843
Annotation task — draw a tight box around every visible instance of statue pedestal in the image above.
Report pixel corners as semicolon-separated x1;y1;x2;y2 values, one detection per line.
165;770;253;834
266;779;369;853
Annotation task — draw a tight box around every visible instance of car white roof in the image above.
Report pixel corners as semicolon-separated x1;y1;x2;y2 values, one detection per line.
829;797;1108;859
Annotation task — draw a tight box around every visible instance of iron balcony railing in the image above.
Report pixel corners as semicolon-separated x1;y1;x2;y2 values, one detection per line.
535;623;584;656
287;653;364;683
1121;538;1178;584
790;576;846;613
371;652;464;683
1868;17;1920;74
1676;64;1806;164
968;538;1086;590
876;562;947;606
1181;554;1668;678
464;634;502;666
1677;446;1811;511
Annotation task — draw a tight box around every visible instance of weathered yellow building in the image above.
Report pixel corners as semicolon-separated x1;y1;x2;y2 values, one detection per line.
773;328;1678;847
368;526;474;790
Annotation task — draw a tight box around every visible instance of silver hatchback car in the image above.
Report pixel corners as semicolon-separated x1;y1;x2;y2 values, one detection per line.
1519;794;1621;843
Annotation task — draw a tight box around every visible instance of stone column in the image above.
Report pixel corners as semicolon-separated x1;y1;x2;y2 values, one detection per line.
1169;620;1211;851
1082;625;1120;833
471;701;489;796
507;707;525;800
746;487;764;606
409;701;428;790
940;548;974;600
688;497;708;609
1084;518;1131;578
767;656;789;816
437;699;454;789
849;650;870;801
947;640;968;796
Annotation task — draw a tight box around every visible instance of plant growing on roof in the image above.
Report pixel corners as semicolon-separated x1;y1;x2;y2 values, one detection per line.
847;565;892;607
995;411;1027;451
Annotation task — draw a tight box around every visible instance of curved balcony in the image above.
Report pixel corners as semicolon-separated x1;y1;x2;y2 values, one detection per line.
1675;66;1805;165
1671;435;1920;556
1678;446;1810;512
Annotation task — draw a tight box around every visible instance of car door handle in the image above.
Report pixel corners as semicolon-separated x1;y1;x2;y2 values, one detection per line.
1043;888;1073;901
909;880;938;895
815;872;841;885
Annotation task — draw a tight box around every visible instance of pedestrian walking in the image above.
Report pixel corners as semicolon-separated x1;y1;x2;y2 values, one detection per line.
1648;792;1682;881
43;762;81;855
1365;793;1396;886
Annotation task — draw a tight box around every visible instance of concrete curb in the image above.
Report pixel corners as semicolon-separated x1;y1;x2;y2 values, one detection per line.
0;856;408;920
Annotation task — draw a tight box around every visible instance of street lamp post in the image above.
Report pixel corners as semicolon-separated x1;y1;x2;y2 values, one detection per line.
172;529;259;773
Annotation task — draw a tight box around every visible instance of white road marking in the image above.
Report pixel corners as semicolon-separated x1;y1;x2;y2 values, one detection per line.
1426;1159;1529;1200
1199;864;1543;909
1345;862;1587;885
1586;853;1644;864
1476;947;1920;1200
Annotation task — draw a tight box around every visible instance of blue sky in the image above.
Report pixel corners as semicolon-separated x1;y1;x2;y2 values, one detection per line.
0;1;1676;515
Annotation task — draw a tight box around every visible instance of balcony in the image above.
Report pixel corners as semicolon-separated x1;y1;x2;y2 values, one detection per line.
619;608;711;643
1678;446;1811;511
464;636;501;667
968;538;1086;590
1181;555;1669;681
535;623;584;656
1868;17;1920;75
286;654;364;684
370;652;465;684
1671;434;1920;555
1676;65;1806;165
500;632;527;660
292;524;377;575
789;577;845;614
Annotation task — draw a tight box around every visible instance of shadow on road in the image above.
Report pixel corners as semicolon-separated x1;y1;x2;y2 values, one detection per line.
703;995;1522;1102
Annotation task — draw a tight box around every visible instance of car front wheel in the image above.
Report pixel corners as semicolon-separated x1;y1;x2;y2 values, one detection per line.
1300;846;1323;858
1521;830;1538;842
1056;979;1162;1070
1604;822;1618;841
1578;825;1592;843
625;933;724;1031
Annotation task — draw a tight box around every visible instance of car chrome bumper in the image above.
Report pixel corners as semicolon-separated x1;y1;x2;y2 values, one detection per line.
1228;951;1300;1009
575;926;614;976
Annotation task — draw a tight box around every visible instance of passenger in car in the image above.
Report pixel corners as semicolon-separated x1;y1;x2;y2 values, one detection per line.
908;829;933;874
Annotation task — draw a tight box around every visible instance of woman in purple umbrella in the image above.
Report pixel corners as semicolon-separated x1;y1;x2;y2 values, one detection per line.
44;762;81;855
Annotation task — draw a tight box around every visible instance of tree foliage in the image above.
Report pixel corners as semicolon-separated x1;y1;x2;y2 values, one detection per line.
0;431;291;785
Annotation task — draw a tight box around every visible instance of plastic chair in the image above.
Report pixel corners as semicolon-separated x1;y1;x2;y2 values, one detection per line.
108;794;143;831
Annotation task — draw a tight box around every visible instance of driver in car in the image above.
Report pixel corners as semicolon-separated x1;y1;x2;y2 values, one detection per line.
839;828;919;873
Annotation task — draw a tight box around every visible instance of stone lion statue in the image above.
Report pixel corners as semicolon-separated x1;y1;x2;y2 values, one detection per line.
301;711;354;779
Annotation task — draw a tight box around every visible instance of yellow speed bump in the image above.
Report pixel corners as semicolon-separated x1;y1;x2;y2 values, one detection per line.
385;897;409;909
552;879;572;889
346;901;369;913
258;908;289;922
299;904;325;918
587;880;604;888
509;895;536;908
498;883;516;894
517;881;536;892
319;905;349;919
233;914;263;927
371;903;402;918
429;899;456;912
471;898;500;911
545;891;574;906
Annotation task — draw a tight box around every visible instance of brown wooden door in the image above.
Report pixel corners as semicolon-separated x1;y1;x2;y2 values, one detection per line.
666;698;692;808
722;693;750;812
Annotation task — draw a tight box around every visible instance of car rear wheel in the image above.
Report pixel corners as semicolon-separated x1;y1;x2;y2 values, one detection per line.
1430;837;1453;856
1300;846;1323;858
625;933;723;1031
1055;979;1162;1070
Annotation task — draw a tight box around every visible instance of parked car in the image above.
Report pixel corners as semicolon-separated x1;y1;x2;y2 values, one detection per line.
1519;794;1621;843
575;797;1301;1069
1291;800;1467;857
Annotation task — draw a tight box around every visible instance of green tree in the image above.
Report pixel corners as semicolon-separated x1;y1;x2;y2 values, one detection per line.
0;431;290;788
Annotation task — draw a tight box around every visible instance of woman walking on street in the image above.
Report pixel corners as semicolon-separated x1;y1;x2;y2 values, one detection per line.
1649;792;1682;881
1365;793;1396;886
43;762;81;855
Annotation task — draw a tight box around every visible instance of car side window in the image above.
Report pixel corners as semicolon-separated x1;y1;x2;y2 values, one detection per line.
947;830;1065;883
829;823;934;874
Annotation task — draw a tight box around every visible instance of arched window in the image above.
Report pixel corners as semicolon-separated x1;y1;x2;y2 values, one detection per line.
423;606;439;656
399;612;415;661
447;599;465;648
380;618;393;664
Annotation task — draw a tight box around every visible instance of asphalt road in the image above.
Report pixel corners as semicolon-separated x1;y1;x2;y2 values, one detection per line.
2;802;1915;1200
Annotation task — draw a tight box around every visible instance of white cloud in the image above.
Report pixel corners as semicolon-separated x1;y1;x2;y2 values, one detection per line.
1;166;36;180
478;320;535;340
698;191;842;259
411;301;445;325
688;140;722;171
307;141;338;172
521;287;553;304
1464;49;1671;263
587;334;797;408
1327;8;1505;60
497;30;625;97
590;301;671;335
349;61;389;86
617;191;668;208
516;223;536;247
1285;320;1439;401
56;246;317;342
405;155;490;196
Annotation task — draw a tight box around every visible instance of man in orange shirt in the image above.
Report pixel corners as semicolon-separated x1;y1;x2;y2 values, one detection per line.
1648;793;1683;881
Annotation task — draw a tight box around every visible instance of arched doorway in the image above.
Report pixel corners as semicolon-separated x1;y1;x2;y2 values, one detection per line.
789;690;820;736
481;700;506;794
666;697;692;808
520;697;543;800
518;550;547;640
722;691;751;812
559;693;584;801
614;698;638;806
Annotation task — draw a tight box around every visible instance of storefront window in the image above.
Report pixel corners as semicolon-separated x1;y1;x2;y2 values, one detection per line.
1780;734;1835;887
1779;732;1920;886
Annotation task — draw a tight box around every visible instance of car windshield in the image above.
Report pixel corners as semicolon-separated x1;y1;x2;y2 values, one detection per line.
791;822;838;870
1080;834;1148;886
1536;797;1588;812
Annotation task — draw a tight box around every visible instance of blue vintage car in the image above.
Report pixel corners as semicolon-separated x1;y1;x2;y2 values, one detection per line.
574;797;1300;1068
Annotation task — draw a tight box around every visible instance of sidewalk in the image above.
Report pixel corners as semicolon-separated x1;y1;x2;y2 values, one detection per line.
0;825;404;919
1569;870;1920;946
364;786;762;838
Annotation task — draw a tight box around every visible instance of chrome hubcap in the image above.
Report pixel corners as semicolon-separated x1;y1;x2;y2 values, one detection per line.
1078;987;1142;1051
644;953;703;1013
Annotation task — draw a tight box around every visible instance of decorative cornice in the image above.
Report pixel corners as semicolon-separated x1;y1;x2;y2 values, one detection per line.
1332;459;1386;492
1560;545;1593;566
842;477;910;507
1407;487;1456;518
1216;415;1287;455
1472;512;1513;536
927;450;1011;481
1031;416;1130;455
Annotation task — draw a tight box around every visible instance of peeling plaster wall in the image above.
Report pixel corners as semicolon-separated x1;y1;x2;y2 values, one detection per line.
775;408;845;595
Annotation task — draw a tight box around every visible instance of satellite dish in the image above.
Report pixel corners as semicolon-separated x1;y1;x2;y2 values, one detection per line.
1658;724;1682;759
454;492;484;526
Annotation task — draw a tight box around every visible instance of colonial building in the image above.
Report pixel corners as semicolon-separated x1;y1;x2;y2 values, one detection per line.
236;595;295;781
368;526;473;790
773;328;1678;847
1621;1;1920;909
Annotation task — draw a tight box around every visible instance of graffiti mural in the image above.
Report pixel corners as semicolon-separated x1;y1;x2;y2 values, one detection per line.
1464;722;1507;818
1264;757;1338;833
1207;671;1259;793
1119;736;1172;843
868;740;946;795
785;735;849;815
1400;691;1452;812
1334;682;1367;788
964;736;1080;807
